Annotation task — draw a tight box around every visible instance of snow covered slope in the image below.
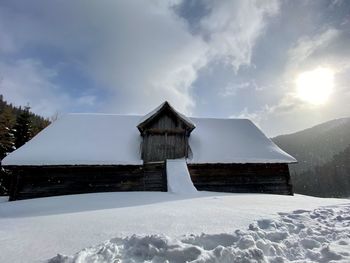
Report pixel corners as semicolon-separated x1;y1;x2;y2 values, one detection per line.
0;192;347;262
2;114;296;165
166;159;197;194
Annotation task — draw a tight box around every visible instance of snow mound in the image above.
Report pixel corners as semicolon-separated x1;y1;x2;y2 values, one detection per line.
166;159;197;194
48;204;350;263
0;196;9;203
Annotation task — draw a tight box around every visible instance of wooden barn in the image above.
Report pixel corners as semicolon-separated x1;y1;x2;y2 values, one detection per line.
2;102;296;200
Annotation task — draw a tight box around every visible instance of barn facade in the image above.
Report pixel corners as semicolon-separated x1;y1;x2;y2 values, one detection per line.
2;102;296;200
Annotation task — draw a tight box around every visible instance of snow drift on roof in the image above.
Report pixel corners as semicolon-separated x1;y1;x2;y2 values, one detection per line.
2;114;296;166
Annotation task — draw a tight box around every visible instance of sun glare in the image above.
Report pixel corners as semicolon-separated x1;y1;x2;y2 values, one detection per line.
296;67;334;105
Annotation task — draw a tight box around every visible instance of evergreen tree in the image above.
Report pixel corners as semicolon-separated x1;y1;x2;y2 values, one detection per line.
14;106;32;148
0;96;50;195
0;107;16;159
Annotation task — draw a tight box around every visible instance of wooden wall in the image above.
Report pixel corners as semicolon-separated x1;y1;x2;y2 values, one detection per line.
188;163;293;195
141;112;189;162
7;162;292;200
147;113;185;130
142;134;187;162
8;163;166;200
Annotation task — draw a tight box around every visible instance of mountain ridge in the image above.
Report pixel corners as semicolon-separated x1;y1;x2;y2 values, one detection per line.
272;117;350;197
273;117;350;173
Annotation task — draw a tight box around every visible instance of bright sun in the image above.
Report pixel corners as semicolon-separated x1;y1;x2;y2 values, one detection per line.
296;67;334;105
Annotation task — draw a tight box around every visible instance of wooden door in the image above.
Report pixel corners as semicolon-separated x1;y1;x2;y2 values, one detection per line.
142;133;186;162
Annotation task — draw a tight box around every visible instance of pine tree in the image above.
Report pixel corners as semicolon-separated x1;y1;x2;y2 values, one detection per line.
14;106;32;149
0;107;16;159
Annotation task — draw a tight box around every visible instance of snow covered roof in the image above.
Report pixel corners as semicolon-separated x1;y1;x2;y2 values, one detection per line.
2;114;296;166
189;118;296;164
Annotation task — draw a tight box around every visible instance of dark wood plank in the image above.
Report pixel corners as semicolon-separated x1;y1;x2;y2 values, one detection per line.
9;164;166;200
188;163;293;195
7;162;292;200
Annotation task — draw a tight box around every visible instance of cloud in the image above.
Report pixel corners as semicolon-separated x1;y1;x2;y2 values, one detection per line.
287;28;340;72
0;59;71;116
0;28;15;54
76;96;97;107
0;58;101;118
219;80;259;97
0;0;280;116
198;0;280;71
0;1;208;114
265;27;350;117
285;27;350;80
213;1;350;136
232;107;263;123
237;25;350;136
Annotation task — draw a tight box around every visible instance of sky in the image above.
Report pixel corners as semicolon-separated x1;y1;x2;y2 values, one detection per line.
0;0;349;136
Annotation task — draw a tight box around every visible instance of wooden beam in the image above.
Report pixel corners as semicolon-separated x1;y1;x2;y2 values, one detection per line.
144;128;186;135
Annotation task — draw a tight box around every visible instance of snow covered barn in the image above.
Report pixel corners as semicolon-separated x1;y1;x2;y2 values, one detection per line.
2;102;296;200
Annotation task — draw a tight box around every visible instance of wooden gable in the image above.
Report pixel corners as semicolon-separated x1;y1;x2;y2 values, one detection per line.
137;102;195;163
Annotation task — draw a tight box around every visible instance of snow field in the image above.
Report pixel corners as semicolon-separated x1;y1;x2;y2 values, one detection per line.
48;204;350;262
0;196;9;203
0;192;348;262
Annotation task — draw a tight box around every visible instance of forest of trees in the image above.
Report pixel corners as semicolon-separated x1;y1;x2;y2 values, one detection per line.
294;145;350;197
0;95;50;195
273;117;350;198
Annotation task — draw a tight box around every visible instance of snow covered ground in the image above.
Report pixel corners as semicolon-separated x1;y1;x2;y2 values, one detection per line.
0;192;349;262
49;204;350;263
0;196;9;203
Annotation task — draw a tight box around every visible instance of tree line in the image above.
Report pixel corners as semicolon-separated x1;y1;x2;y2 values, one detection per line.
291;145;350;198
273;118;350;198
0;95;50;194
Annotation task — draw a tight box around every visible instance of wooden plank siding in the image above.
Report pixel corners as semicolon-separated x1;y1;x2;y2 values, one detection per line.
6;162;292;200
7;163;166;201
188;163;293;195
142;134;187;162
141;111;190;162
